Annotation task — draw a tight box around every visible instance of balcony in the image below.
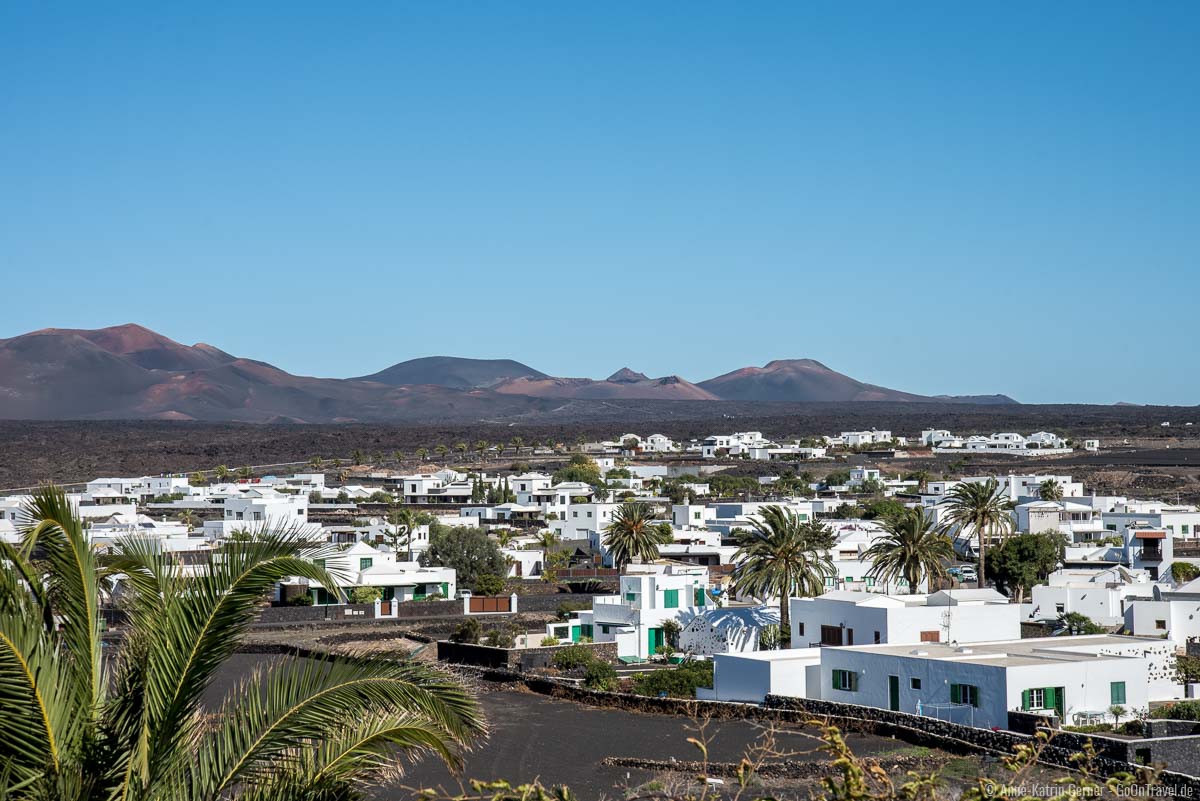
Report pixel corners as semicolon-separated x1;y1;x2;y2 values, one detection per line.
1134;546;1163;562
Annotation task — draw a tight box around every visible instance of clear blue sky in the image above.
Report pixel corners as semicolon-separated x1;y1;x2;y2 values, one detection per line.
2;3;1197;405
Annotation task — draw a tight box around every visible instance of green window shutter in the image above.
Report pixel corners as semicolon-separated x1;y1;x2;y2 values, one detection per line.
1111;682;1126;705
441;582;449;596
1044;687;1057;713
625;592;636;602
1022;689;1031;711
694;588;705;606
664;589;679;609
359;557;373;570
950;684;961;704
414;585;426;600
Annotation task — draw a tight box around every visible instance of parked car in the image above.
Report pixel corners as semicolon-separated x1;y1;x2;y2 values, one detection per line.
960;565;978;582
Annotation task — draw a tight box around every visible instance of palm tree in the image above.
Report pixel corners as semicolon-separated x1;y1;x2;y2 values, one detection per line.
862;507;955;594
474;441;488;462
177;508;198;534
0;486;482;800
189;471;207;487
392;450;404;464
510;436;524;456
236;465;253;481
730;506;836;643
351;449;365;466
454;442;468;461
603;502;671;570
940;478;1015;589
387;507;418;560
904;470;931;493
535;530;559;550
434;444;449;462
213;464;231;483
495;529;516;548
1039;479;1064;501
307;455;324;471
415;447;429;462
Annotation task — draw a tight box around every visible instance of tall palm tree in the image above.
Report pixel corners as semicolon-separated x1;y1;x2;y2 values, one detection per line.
603;502;671;570
236;465;253;481
940;478;1015;589
905;470;931;493
862;507;955;594
213;464;231;483
189;471;207;487
387;507;418;560
473;441;488;462
454;442;468;461
535;530;559;550
730;506;836;642
510;436;524;456
351;449;365;466
0;486;481;800
1039;479;1064;501
177;508;198;534
307;455;324;471
392;450;404;464
415;447;429;462
434;444;449;462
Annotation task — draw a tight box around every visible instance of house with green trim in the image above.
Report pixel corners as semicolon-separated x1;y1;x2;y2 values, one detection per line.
293;540;457;605
553;562;712;660
816;634;1179;729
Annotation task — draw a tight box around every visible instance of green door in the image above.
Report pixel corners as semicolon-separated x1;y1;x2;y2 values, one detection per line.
570;624;581;642
888;675;900;711
648;627;663;655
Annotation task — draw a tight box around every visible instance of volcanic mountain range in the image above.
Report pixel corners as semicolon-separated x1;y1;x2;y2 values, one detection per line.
0;324;1016;422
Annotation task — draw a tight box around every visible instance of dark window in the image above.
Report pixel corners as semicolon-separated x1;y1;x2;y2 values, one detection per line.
911;677;922;690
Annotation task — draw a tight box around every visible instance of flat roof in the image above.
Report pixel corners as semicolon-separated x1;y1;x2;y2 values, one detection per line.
823;634;1164;669
717;649;823;663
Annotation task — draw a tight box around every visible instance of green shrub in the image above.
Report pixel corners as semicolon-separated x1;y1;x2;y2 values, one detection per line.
583;660;618;691
349;586;382;604
1063;724;1115;734
484;628;515;648
449;618;482;644
1120;720;1144;735
1151;701;1200;721
540;636;560;647
287;593;314;607
473;573;506;596
1170;562;1200;583
631;660;714;698
552;644;595;671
